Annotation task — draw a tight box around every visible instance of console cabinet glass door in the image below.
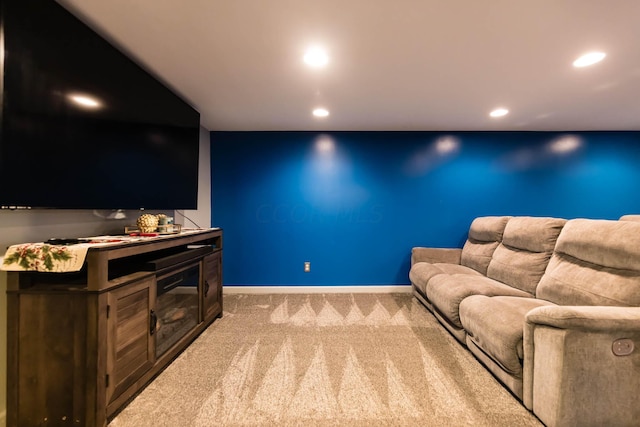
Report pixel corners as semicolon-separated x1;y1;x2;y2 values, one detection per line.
202;252;222;322
106;276;155;404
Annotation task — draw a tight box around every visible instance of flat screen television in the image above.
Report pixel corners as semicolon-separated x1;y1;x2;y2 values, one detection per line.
0;0;200;210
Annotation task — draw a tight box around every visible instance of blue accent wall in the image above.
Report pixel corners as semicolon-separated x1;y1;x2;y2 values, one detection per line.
211;131;640;287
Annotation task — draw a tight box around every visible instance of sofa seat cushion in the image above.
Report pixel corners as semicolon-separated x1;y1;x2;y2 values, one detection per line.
460;296;554;377
409;262;482;295
427;274;533;329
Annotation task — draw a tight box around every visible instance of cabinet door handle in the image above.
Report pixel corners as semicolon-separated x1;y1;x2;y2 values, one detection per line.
150;310;157;335
204;280;210;297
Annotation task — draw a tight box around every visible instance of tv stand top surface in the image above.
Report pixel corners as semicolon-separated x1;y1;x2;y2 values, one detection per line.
6;228;223;292
86;228;222;263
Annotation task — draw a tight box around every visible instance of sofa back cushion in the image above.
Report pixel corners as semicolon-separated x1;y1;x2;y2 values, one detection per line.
460;216;511;275
619;214;640;222
487;216;566;295
537;219;640;306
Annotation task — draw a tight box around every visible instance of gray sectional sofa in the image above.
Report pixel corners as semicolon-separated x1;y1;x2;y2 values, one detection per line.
409;216;640;427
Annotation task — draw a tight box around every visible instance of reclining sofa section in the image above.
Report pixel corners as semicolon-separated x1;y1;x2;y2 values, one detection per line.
409;216;640;427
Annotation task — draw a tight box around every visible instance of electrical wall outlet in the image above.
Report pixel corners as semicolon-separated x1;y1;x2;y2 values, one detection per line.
304;261;311;273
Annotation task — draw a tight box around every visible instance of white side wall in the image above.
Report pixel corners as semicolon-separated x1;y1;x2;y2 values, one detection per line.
0;125;210;426
175;126;211;229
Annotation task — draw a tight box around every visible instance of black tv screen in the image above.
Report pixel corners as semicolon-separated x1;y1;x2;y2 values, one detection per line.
0;0;200;209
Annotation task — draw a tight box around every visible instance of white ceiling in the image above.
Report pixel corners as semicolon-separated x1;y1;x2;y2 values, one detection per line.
58;0;640;132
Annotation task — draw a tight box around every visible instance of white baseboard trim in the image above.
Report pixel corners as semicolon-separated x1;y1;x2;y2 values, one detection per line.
223;285;412;294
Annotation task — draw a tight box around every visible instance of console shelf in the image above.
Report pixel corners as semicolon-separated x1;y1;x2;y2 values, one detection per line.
6;229;223;427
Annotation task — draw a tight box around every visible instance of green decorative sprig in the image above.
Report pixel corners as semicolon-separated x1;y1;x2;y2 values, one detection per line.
3;244;73;271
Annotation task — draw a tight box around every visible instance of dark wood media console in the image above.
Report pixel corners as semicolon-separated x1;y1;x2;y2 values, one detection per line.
6;229;223;427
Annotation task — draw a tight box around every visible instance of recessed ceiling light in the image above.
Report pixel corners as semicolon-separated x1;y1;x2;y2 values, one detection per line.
573;51;606;68
304;47;329;68
312;108;329;118
489;108;509;118
68;93;101;108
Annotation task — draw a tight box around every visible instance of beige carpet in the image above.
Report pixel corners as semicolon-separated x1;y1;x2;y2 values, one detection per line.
109;293;542;426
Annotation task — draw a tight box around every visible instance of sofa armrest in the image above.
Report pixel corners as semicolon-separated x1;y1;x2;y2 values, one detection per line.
411;247;461;266
525;305;640;331
523;305;640;427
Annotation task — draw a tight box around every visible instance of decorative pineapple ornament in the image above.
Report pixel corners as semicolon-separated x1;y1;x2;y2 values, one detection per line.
137;214;159;233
